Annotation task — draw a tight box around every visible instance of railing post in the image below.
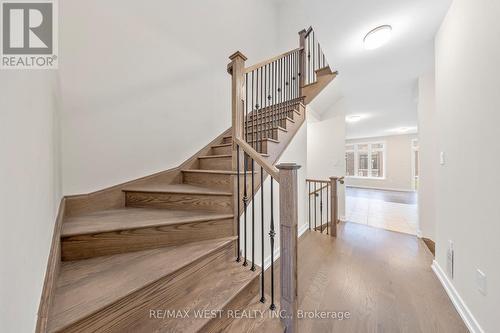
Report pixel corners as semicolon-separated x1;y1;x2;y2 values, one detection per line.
228;51;247;141
277;163;301;333
298;29;306;97
228;51;247;259
329;176;339;237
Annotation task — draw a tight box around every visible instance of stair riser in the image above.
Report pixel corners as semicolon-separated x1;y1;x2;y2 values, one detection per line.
247;129;279;141
211;145;231;155
248;109;296;121
246;118;293;130
199;157;232;171
200;272;260;333
125;191;233;213
222;136;232;144
56;242;237;333
61;218;233;261
182;172;232;191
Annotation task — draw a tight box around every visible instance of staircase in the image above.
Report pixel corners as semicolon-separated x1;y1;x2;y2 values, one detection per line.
37;27;336;333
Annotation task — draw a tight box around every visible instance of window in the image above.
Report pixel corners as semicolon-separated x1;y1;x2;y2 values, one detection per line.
345;142;386;178
345;145;355;176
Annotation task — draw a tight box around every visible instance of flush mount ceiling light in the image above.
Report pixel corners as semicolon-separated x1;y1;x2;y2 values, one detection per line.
346;115;362;123
363;25;392;50
397;127;410;133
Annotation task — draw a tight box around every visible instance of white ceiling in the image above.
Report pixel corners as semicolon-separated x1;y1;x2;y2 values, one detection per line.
279;0;452;139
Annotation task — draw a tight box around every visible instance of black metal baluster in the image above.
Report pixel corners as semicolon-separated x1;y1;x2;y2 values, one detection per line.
269;177;276;310
260;166;265;303
317;42;320;70
245;73;248;142
308;181;311;230
263;65;266;145
314;181;317;230
260;66;263;153
312;31;316;82
251;71;254;147
326;182;329;235
251;157;255;271
279;57;282;128
307;35;310;84
252;69;262;151
243;153;248;266
320;183;323;233
236;144;241;262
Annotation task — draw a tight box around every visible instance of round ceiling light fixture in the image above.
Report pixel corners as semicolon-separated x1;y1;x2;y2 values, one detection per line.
363;25;392;50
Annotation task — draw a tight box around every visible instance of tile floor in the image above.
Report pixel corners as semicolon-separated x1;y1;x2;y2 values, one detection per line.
345;187;418;235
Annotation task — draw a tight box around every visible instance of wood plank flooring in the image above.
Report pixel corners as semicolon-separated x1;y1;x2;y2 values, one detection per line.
265;222;468;333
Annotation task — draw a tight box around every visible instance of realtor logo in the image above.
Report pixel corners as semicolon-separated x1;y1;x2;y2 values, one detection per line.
1;0;58;69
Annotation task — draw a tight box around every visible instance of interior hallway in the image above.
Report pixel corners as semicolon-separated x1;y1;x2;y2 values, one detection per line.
266;223;467;332
345;187;418;235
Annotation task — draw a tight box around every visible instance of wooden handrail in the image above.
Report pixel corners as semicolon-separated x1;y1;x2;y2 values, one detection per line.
309;183;328;195
244;47;303;73
304;26;313;38
306;178;329;183
234;137;280;181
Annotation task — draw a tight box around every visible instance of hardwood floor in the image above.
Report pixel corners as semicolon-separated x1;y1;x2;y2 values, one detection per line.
346;187;418;235
265;222;468;333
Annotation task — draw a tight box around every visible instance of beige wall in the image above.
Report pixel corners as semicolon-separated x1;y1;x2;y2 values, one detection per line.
307;103;346;220
0;72;61;333
59;0;281;195
431;0;500;331
417;71;437;240
345;134;417;192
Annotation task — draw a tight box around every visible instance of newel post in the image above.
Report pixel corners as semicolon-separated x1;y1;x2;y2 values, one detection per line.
228;51;247;140
329;177;339;237
298;29;306;97
277;163;301;333
228;51;247;259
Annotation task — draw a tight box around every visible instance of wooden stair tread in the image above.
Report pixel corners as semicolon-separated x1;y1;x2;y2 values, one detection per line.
132;256;260;333
48;237;237;333
182;169;253;175
198;154;232;159
62;208;233;237
247;138;279;144
123;183;232;195
212;143;232;148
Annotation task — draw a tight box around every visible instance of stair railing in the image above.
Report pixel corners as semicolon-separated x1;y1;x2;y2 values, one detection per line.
306;177;344;237
300;26;330;86
227;27;331;333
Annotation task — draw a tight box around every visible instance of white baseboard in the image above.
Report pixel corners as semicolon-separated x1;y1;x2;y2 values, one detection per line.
298;222;309;237
346;185;415;193
416;229;422;238
431;260;484;333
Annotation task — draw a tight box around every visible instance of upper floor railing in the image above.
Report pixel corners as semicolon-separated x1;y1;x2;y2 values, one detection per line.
301;27;330;85
307;177;344;237
227;26;334;333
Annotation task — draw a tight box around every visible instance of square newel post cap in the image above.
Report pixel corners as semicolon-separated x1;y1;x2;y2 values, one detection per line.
277;163;302;170
330;176;340;180
228;51;247;61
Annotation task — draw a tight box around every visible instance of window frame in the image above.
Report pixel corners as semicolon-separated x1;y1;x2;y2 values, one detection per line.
345;141;386;180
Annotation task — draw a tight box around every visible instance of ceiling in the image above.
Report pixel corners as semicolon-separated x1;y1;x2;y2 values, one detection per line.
278;0;452;139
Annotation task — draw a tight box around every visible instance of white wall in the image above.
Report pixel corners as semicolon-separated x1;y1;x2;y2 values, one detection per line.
433;0;500;331
345;133;417;192
240;123;308;268
0;72;61;333
59;0;281;195
417;70;437;240
307;104;346;220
